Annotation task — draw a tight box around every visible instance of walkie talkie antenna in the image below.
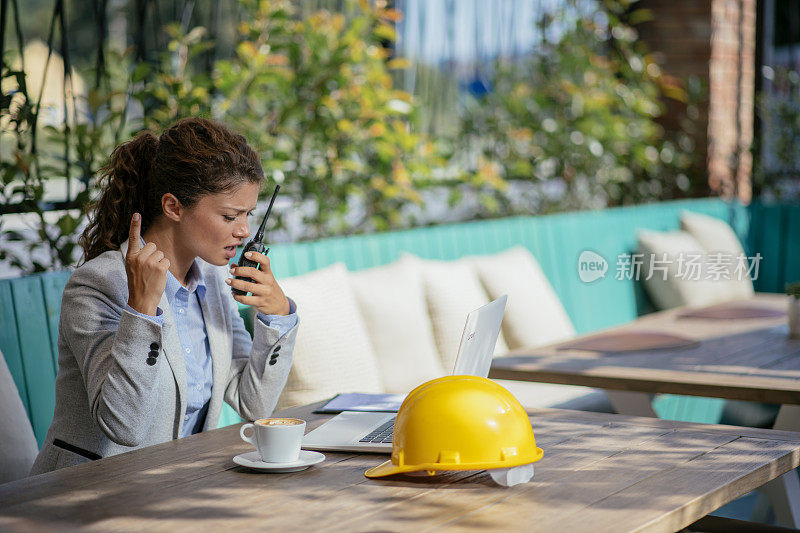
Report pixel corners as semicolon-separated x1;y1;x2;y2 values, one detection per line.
231;184;281;296
254;185;280;243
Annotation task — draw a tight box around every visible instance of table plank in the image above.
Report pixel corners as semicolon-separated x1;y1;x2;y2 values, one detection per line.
490;295;800;404
429;429;741;533
260;423;675;532
336;426;720;532
554;437;800;533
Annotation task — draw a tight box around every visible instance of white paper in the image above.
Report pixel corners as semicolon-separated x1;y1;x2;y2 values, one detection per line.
489;464;535;487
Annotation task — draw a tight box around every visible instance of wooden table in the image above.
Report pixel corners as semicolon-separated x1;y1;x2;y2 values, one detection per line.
489;293;800;525
490;294;800;422
2;402;800;532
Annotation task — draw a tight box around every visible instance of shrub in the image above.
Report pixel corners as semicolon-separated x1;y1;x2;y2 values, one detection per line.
452;1;698;216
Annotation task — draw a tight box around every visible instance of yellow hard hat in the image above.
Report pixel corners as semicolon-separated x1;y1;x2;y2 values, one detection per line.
365;375;543;478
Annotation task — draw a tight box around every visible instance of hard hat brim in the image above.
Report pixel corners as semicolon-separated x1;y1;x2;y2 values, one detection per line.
364;447;544;479
364;459;411;478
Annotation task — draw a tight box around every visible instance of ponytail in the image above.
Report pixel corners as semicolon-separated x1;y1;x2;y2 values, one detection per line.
79;131;159;263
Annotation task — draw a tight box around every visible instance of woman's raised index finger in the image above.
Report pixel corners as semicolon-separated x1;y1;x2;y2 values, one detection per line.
128;213;141;255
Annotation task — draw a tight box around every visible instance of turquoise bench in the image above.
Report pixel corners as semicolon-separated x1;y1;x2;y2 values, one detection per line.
3;198;799;446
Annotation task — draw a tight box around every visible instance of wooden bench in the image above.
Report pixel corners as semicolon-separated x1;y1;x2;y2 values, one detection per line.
2;198;799;446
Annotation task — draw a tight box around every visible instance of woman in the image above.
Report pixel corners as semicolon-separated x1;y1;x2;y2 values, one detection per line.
30;118;298;474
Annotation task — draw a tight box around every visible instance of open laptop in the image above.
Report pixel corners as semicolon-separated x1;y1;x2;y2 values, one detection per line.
302;295;507;453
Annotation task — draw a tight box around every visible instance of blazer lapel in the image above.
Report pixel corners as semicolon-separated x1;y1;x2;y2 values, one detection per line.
199;273;230;430
159;296;188;415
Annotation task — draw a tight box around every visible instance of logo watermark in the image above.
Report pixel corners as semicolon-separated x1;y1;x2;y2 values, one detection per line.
577;250;608;283
578;250;762;283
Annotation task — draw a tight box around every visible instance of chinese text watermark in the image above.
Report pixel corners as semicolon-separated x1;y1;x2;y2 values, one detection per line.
614;252;762;281
578;250;763;283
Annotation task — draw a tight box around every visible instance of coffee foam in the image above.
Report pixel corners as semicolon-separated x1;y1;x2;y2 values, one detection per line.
255;418;303;426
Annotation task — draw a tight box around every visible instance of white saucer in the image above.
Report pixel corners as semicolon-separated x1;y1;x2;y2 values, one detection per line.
233;450;325;473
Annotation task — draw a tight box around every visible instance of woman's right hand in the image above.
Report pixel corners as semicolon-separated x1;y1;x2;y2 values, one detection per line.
125;213;170;316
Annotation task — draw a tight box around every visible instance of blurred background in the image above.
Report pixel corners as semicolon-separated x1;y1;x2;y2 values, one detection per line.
1;0;798;276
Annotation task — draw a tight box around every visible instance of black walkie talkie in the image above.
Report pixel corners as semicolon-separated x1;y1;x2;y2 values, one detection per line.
232;185;280;296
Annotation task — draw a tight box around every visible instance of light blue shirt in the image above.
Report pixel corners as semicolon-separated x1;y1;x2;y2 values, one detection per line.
126;258;298;437
163;262;212;436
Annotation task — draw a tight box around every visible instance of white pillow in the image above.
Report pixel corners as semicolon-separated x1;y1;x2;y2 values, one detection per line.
349;260;445;393
637;229;729;309
402;254;510;371
493;379;608;411
470;247;575;350
680;211;755;299
275;263;384;409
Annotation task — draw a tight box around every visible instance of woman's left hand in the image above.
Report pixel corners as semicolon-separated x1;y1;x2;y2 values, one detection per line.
226;251;291;316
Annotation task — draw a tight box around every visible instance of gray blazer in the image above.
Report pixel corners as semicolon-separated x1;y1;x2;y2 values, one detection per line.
30;238;297;475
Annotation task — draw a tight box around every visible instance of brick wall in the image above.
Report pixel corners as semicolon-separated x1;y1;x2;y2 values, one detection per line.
638;0;756;202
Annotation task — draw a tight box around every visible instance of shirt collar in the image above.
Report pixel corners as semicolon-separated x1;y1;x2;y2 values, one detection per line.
133;230;207;305
134;237;207;302
164;260;207;303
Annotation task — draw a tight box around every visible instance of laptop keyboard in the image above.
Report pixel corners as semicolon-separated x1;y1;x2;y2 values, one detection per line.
359;419;395;443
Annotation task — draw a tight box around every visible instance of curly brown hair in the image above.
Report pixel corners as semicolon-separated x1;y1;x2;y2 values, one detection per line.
79;118;264;262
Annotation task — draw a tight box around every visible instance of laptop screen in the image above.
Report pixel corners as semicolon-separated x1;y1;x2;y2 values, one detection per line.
452;295;507;377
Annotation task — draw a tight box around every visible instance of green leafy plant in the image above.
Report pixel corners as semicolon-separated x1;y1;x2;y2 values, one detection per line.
786;282;800;298
0;44;133;272
1;0;702;275
452;0;698;216
1;0;442;272
132;24;215;129
754;68;800;200
215;0;442;238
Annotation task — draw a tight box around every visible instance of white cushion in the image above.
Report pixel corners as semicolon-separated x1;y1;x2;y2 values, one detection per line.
680;211;755;299
403;254;510;371
275;263;384;409
637;229;729;309
0;348;38;483
470;247;575;350
349;260;445;393
469;247;606;411
493;379;610;411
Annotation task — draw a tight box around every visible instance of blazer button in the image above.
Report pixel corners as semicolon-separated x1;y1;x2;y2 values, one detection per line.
268;358;277;365
146;356;157;366
273;345;281;352
149;350;159;358
150;342;159;350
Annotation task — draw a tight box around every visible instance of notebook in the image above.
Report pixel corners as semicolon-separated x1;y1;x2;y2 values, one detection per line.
313;393;407;414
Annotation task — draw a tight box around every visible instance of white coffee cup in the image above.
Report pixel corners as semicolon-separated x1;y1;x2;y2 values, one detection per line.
239;418;306;463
